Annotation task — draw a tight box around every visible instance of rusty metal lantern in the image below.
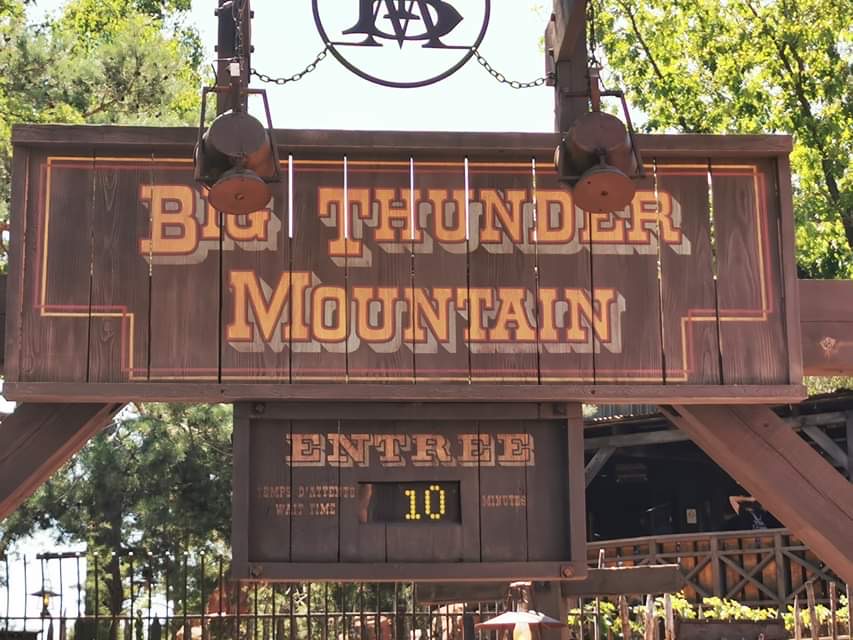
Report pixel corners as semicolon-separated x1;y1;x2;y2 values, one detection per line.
194;63;281;216
554;66;644;213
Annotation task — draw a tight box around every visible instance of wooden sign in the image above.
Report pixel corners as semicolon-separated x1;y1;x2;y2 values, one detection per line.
231;402;587;581
3;126;803;404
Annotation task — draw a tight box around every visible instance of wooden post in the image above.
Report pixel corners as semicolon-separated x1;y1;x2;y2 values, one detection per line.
794;596;803;640
829;582;838;640
594;550;605;640
619;596;631;640
546;0;589;132
0;403;123;520
662;405;853;583
663;594;674;640
846;411;853;482
643;596;655;640
806;582;820;640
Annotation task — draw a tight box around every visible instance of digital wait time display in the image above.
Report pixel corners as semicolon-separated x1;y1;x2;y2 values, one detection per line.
358;482;461;524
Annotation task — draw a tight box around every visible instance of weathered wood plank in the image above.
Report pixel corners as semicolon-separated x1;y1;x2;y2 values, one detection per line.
656;162;722;384
12;126;794;159
535;162;594;383
589;173;662;384
711;161;788;384
147;160;219;381
468;162;538;382
479;421;528;561
290;159;347;382
221;161;290;382
4;147;30;381
411;161;470;382
20;154;93;382
0;402;122;520
245;416;292;564
2;381;806;404
288;419;340;561
415;565;685;603
345;159;414;382
88;155;152;382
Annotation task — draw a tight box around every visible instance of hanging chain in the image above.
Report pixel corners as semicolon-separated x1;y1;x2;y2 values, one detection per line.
251;47;330;86
472;48;552;89
252;46;550;89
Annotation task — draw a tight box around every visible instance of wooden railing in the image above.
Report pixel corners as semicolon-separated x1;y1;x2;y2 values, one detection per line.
588;529;845;607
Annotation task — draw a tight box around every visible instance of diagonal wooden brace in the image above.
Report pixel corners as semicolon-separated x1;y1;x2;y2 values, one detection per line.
661;404;853;584
0;402;123;521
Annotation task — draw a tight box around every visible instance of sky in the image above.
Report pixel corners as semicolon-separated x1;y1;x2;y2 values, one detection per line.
2;0;559;623
30;0;557;132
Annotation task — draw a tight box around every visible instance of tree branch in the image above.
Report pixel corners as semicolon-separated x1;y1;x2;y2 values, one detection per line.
614;0;694;131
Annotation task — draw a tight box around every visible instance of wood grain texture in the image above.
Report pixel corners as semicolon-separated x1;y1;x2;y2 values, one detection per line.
4;147;30;381
656;163;722;384
345;159;414;382
246;418;292;563
478;421;528;561
412;161;470;382
711;161;787;384
2;381;807;404
88;155;151;382
526;420;570;562
220;161;290;382
467;162;538;382
775;157;802;383
663;404;853;584
589;173;663;384
535;163;594;383
0;402;122;520
288;419;340;562
12;125;794;159
6;133;799;396
20;153;93;382
147;160;219;381
290;160;347;382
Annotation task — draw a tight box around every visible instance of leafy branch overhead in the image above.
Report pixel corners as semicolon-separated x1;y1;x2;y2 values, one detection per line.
0;0;202;234
596;0;852;278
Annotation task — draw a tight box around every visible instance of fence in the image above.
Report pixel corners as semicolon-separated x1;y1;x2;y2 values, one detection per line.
589;528;845;608
0;551;513;640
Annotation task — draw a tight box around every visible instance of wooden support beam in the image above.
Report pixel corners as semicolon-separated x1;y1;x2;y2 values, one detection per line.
415;566;685;604
585;447;616;486
546;0;587;65
0;403;123;520
661;404;853;584
802;425;849;471
585;410;851;450
545;0;589;132
847;411;853;482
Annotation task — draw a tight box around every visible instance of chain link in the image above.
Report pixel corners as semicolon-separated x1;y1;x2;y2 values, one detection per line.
251;47;330;86
253;46;549;89
472;48;551;89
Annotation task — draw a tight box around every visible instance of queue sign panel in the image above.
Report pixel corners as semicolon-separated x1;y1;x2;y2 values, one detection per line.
232;403;586;582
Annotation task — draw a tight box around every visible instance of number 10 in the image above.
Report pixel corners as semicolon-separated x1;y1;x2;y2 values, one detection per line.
404;485;447;521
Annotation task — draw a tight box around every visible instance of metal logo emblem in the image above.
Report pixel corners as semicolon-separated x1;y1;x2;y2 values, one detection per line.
313;0;490;88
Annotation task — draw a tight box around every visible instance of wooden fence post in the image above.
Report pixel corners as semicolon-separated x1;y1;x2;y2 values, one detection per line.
643;596;655;640
619;596;631;640
829;582;838;640
663;594;674;640
806;581;820;640
794;595;803;640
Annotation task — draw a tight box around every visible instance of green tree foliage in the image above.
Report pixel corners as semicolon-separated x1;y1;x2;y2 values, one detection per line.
594;0;852;278
0;0;201;228
0;404;232;622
